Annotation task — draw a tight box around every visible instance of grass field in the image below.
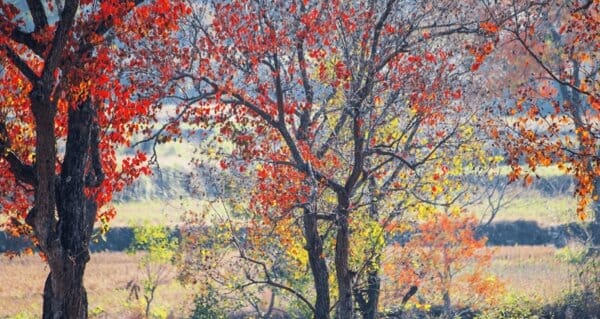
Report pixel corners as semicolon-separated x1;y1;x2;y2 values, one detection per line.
0;157;594;318
0;245;582;319
109;190;584;229
0;252;191;319
111;199;206;227
473;192;581;225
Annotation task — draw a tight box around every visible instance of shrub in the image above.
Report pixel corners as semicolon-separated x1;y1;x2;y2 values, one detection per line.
189;290;226;319
128;223;179;318
476;292;540;319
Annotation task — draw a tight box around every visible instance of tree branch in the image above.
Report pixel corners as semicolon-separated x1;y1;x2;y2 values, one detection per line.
0;122;36;185
41;0;79;82
10;29;45;57
1;44;39;81
26;0;48;31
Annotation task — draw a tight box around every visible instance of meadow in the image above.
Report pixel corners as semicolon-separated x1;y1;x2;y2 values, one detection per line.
0;245;581;318
0;160;596;318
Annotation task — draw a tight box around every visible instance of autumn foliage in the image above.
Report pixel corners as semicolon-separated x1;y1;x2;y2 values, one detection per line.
485;0;600;221
383;214;503;316
0;0;187;317
0;0;596;317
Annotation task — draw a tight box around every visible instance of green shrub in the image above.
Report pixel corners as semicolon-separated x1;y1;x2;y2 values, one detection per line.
476;292;540;319
189;291;226;319
128;223;179;318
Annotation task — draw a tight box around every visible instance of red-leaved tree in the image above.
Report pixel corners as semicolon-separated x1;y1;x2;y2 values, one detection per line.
484;0;600;224
174;1;501;317
0;0;187;317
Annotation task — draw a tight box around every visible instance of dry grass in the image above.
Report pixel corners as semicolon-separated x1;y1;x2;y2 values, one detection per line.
490;245;578;302
0;252;190;319
1;246;579;318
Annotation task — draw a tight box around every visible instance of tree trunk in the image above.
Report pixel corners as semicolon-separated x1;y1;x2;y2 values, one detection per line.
593;176;600;227
442;291;452;319
303;208;331;319
362;271;380;319
335;193;353;319
358;177;381;319
28;96;100;319
592;177;600;246
42;267;89;319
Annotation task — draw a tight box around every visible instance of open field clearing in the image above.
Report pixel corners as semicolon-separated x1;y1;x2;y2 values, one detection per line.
107;193;583;229
472;193;581;226
490;246;579;302
111;199;201;228
0;253;190;319
0;246;581;318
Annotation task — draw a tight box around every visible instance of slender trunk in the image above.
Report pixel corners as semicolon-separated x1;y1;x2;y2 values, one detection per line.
566;67;599;234
354;270;381;319
359;177;381;319
593;177;600;226
28;96;99;318
442;291;452;319
303;208;331;319
335;193;353;319
145;285;157;318
592;177;600;245
364;271;380;319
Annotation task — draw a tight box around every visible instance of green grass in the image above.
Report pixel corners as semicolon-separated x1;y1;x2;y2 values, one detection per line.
110;198;212;227
473;191;582;225
491;164;568;178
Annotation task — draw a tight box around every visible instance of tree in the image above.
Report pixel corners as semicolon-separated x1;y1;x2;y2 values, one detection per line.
383;214;503;318
128;223;179;318
175;0;499;317
178;158;317;318
484;0;600;224
0;0;187;317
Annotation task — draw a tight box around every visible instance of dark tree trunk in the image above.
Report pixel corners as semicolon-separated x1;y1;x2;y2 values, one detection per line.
592;177;600;247
28;96;101;319
303;208;331;319
356;177;382;319
355;271;380;319
593;177;600;228
42;267;89;319
335;193;353;319
442;291;452;319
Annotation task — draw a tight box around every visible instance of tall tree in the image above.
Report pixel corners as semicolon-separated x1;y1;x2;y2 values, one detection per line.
0;0;187;317
176;0;496;317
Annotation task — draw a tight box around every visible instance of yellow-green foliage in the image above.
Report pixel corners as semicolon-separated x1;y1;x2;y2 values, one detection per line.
129;223;178;265
476;292;540;319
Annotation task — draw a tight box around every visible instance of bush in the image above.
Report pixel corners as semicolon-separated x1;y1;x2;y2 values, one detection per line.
476;292;540;319
128;223;179;318
541;290;600;319
189;291;226;319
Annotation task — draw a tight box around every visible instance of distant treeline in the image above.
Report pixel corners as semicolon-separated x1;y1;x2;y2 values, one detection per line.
2;221;598;253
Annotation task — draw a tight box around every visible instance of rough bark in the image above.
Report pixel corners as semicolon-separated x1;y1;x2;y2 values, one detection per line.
28;97;101;319
303;208;331;319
